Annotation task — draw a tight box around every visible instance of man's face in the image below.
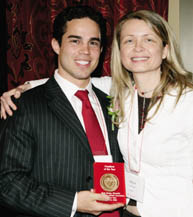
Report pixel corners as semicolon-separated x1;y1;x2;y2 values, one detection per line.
52;18;102;88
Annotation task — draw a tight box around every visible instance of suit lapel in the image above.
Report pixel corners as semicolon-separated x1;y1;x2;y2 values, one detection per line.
44;77;93;158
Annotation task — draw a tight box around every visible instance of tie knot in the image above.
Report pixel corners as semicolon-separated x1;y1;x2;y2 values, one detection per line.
75;90;89;102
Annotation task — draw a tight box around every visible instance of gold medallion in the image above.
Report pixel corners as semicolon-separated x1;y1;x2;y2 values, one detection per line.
100;173;119;192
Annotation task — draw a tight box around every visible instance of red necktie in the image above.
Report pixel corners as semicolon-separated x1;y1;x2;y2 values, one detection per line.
75;90;107;155
75;90;120;217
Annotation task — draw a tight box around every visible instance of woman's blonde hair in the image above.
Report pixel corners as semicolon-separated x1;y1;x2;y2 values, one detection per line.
110;10;193;124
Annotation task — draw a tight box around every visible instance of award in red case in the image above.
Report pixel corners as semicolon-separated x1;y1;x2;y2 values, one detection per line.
94;162;126;204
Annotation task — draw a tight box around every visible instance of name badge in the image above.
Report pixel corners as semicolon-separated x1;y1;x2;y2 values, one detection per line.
126;172;145;202
94;155;113;163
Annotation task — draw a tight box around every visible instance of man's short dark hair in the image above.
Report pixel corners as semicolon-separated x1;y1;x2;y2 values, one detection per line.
53;5;107;49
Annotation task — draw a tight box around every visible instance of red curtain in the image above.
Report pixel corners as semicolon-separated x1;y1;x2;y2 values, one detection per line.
6;0;168;89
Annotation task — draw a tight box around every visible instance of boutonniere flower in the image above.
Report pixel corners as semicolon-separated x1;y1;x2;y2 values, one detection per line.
106;95;119;131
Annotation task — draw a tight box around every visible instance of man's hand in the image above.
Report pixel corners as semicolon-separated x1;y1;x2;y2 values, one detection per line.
77;190;124;215
0;83;31;119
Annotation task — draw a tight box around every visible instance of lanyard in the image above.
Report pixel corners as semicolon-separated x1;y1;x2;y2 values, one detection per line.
127;88;146;174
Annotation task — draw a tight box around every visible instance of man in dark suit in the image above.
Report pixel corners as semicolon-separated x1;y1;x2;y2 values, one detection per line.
0;5;124;217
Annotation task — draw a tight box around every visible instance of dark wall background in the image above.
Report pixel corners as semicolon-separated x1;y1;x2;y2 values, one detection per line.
0;0;168;93
0;0;7;95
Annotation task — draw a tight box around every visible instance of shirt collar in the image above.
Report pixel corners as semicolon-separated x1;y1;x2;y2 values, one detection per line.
54;69;93;100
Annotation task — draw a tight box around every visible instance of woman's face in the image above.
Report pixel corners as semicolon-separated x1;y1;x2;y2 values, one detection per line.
120;19;168;77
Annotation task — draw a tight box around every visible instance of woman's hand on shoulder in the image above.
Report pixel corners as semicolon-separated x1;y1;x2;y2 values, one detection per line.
0;83;31;119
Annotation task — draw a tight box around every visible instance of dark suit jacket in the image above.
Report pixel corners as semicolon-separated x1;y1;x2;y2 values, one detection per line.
0;76;123;217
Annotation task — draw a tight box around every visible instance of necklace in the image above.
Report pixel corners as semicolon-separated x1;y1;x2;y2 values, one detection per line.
139;92;151;132
135;86;154;131
140;88;155;96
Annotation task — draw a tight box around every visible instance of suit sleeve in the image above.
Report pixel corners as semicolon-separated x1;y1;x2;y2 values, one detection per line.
0;97;75;217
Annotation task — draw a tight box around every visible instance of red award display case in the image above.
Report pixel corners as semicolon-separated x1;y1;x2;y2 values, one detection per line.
94;162;126;204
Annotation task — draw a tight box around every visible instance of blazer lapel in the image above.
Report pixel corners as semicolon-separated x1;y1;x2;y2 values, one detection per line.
44;77;93;158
